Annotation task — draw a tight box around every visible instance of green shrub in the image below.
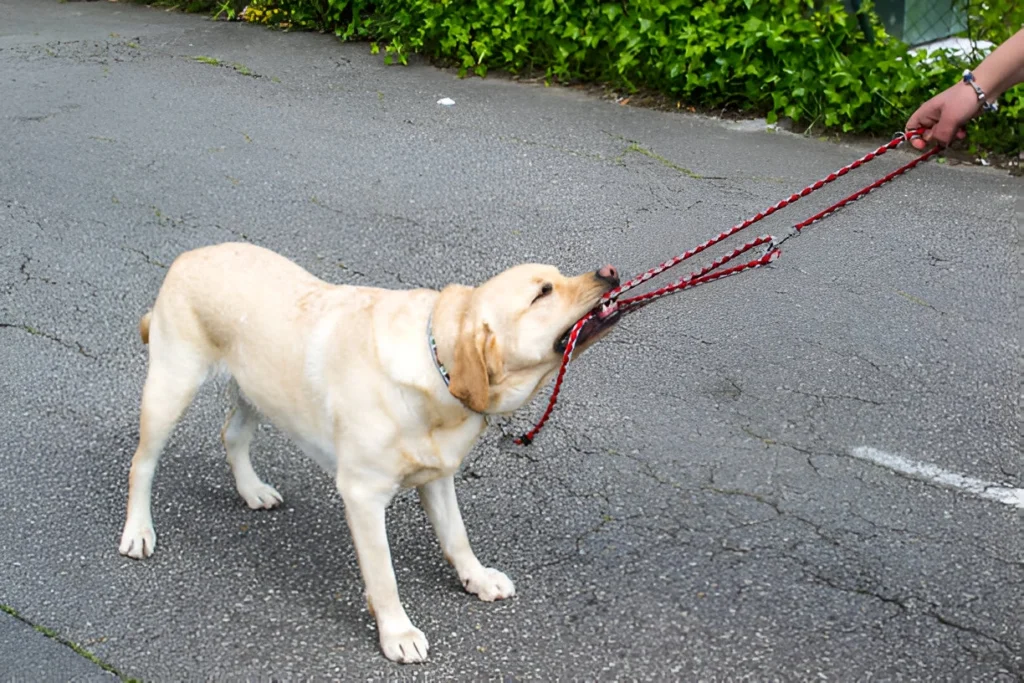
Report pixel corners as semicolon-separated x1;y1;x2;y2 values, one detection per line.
230;0;1019;155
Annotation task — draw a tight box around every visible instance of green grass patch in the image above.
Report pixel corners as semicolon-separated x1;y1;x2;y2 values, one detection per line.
0;604;141;682
622;143;703;180
192;55;261;77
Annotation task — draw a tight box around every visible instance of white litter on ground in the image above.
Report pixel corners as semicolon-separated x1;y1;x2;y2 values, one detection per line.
437;97;455;106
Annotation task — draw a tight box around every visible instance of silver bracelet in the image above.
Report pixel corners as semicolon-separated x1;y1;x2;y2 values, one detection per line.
962;69;999;113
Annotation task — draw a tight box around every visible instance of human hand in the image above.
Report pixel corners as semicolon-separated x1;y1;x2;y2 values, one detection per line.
905;82;980;150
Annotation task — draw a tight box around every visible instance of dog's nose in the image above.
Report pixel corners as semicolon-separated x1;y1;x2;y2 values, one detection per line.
596;264;619;287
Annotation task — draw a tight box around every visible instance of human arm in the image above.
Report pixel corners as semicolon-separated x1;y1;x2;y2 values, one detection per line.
906;28;1024;149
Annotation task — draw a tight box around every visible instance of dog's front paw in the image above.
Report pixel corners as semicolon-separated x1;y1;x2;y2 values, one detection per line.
118;521;156;559
379;624;429;663
462;567;516;602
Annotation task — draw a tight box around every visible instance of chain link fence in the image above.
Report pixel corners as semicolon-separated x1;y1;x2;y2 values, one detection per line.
873;0;966;46
841;0;975;47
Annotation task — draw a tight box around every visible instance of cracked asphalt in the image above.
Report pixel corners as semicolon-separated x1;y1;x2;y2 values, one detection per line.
1;0;1021;680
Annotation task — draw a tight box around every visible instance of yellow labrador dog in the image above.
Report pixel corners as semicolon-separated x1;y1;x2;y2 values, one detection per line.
118;242;620;663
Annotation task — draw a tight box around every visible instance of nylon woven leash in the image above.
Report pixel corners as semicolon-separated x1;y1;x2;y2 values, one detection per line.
514;128;939;446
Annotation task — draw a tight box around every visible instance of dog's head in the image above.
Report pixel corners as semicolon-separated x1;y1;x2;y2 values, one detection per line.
436;262;620;414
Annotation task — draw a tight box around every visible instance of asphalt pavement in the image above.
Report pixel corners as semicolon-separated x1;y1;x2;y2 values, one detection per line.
1;0;1021;680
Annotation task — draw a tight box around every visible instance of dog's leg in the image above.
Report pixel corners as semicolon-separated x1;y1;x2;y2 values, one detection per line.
222;383;282;510
418;476;515;602
119;350;205;560
337;477;429;664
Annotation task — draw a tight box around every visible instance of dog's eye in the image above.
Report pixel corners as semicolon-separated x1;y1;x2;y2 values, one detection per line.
532;283;553;304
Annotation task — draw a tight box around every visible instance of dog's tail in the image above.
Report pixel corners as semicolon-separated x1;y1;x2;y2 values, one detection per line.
139;311;152;345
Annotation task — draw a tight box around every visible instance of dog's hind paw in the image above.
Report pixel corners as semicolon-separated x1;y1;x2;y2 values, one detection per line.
119;521;156;559
238;482;283;510
462;567;516;602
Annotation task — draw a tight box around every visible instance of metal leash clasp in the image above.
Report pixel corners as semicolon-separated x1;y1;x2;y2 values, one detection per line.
760;225;799;259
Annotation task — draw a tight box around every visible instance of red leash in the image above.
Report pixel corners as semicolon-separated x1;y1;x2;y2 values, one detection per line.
515;129;939;445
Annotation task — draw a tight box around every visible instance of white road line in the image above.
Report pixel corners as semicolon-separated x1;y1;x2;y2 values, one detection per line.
850;447;1024;509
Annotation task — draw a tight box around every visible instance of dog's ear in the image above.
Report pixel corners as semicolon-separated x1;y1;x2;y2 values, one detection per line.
450;320;491;413
437;284;500;413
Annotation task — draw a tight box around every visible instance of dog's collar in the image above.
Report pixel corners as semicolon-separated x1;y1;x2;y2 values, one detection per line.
427;312;451;388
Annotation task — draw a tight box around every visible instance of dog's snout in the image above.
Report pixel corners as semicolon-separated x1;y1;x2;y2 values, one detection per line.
596;264;619;287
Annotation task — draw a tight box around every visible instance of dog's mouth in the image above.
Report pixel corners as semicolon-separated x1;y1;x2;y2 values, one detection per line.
554;299;620;354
